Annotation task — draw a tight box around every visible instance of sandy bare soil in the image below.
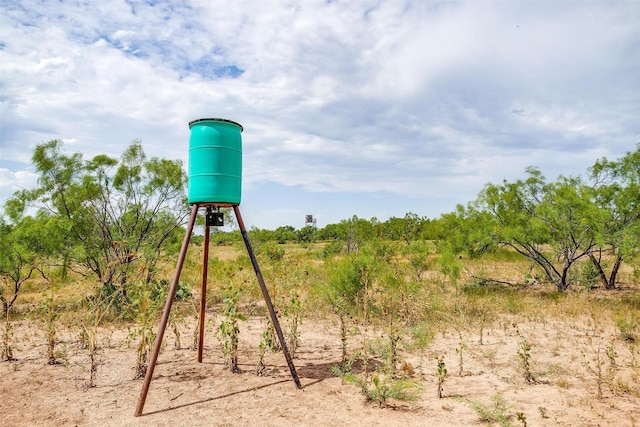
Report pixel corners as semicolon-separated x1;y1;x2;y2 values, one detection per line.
2;313;639;427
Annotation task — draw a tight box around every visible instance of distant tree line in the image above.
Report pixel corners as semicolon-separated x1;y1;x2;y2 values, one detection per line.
232;213;443;247
221;144;640;292
1;139;639;320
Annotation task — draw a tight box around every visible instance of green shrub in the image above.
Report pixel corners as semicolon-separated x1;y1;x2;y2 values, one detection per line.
344;372;423;408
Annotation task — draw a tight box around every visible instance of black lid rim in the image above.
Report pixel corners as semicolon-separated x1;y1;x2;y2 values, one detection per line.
188;118;243;131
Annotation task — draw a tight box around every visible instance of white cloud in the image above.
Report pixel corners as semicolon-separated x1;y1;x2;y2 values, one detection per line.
0;168;38;203
1;0;639;228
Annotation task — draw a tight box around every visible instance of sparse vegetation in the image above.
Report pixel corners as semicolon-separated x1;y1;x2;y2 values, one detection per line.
1;142;639;424
456;332;467;377
582;339;621;399
130;282;160;379
470;393;513;426
343;371;423;408
40;292;60;365
256;316;279;376
514;324;536;385
217;286;245;373
435;355;447;398
283;291;303;358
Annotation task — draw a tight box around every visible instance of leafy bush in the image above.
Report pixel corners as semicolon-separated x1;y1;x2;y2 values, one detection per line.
344;372;423;408
322;240;344;258
470;393;513;426
152;279;192;302
579;261;601;290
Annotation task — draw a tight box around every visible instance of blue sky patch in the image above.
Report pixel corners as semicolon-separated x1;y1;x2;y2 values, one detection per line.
185;58;244;79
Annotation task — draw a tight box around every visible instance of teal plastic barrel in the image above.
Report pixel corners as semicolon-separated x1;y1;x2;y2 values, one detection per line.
188;118;243;205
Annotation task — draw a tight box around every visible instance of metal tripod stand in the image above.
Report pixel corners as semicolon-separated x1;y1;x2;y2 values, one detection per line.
135;203;302;417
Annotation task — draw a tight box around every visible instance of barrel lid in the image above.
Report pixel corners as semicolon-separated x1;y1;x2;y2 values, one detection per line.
188;118;243;132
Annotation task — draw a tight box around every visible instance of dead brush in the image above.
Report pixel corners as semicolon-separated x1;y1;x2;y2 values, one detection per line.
77;286;120;388
129;283;161;380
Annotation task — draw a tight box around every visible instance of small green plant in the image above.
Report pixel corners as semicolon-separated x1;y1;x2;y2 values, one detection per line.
152;279;192;302
79;307;101;388
87;332;99;387
171;318;182;350
1;318;15;361
438;249;463;289
516;411;527;427
256;317;280;376
217;286;245;373
168;306;190;351
514;324;536;384
132;323;155;380
190;313;199;351
616;316;637;343
330;351;362;379
456;332;467;377
582;340;620;399
579;260;601;290
129;283;161;380
479;313;486;345
344;371;422;408
78;287;119;387
388;330;401;375
627;342;637;368
322;240;344;258
470;393;513;426
333;295;350;364
582;342;607;399
606;341;618;395
263;243;285;262
377;283;410;377
585;349;604;399
284;291;303;358
538;406;549;419
40;294;60;365
435;355;447;398
256;339;267;376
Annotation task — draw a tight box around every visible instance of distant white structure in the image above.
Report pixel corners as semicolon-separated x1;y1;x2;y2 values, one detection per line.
305;214;317;228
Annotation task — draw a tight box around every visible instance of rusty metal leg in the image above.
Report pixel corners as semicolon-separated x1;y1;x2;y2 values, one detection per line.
198;206;211;363
232;205;302;389
135;204;199;417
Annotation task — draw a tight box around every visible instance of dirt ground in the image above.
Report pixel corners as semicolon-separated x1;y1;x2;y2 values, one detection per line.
2;313;639;427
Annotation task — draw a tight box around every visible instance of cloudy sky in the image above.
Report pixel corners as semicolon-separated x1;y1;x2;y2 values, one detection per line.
1;0;639;230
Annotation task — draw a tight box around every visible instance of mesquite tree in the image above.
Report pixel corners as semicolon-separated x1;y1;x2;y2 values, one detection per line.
473;168;597;291
0;215;48;360
0;220;36;320
5;140;188;301
589;144;640;289
446;146;640;292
